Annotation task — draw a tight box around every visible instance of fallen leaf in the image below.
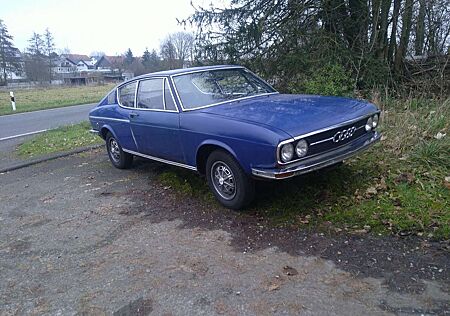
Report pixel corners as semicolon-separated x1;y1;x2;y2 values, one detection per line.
352;229;368;234
395;173;414;184
444;176;450;190
376;177;388;191
268;283;280;291
365;186;378;196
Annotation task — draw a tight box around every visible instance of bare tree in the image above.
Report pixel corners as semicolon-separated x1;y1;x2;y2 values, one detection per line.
160;32;194;69
43;28;55;82
25;32;48;82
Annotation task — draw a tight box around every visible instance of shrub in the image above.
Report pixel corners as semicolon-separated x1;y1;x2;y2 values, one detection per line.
303;63;354;96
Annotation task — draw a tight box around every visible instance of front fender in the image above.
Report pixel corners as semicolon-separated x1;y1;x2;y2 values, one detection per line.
197;139;239;161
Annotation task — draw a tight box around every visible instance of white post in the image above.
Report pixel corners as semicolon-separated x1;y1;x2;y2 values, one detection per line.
10;91;16;111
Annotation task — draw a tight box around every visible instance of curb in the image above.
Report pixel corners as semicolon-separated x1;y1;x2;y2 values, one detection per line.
0;144;104;173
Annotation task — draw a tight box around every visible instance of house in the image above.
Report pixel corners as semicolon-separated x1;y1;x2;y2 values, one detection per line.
76;59;96;71
52;56;77;74
95;55;125;72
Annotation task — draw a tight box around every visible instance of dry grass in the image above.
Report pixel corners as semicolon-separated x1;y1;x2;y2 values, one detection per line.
0;84;115;115
158;97;450;239
17;122;103;158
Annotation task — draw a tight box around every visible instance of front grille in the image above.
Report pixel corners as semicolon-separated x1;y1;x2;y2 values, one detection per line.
305;118;367;156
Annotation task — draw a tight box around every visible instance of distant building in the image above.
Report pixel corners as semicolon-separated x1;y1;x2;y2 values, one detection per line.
95;55;125;72
52;55;77;74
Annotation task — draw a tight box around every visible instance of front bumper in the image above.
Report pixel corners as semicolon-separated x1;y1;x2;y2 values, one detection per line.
89;129;100;135
252;131;381;179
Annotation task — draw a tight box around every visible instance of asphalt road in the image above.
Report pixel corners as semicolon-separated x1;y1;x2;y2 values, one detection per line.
1;149;448;315
0;103;96;141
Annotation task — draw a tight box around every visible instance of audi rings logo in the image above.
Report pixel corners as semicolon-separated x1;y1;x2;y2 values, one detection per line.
332;126;356;143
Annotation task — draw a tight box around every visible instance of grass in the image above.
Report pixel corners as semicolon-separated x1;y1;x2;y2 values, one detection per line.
17;122;103;158
157;97;450;240
0;84;115;115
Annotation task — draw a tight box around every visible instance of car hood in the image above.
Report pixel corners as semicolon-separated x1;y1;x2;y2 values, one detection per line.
197;94;378;138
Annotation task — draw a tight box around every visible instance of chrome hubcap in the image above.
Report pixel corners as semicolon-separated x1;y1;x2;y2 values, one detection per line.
211;161;236;200
109;139;121;162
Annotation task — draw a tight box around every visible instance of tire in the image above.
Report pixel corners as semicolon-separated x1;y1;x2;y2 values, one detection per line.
105;132;133;169
206;150;255;210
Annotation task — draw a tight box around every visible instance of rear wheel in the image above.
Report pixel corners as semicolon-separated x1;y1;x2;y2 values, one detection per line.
106;132;133;169
206;150;255;210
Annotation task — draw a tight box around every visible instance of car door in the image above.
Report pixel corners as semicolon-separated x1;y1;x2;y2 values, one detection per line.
129;77;183;162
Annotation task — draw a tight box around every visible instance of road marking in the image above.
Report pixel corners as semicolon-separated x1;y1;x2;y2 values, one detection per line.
0;103;96;118
0;129;48;141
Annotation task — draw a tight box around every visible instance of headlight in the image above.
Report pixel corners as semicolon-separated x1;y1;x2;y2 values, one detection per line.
295;139;308;158
280;143;294;162
365;117;373;131
372;114;379;128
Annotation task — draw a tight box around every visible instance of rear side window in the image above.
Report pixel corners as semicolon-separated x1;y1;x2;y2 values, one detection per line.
107;91;116;104
164;79;177;111
118;81;137;107
137;79;164;110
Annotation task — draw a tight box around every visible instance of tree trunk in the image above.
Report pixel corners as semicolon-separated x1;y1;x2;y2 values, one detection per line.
394;0;413;74
415;0;426;55
377;0;392;58
388;0;402;63
346;0;369;49
370;0;382;48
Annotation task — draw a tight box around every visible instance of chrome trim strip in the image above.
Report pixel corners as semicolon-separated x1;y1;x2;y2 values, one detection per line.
170;66;245;77
169;66;279;112
90;116;130;123
309;137;333;146
122;149;197;171
277;111;380;165
166;78;179;112
253;132;381;180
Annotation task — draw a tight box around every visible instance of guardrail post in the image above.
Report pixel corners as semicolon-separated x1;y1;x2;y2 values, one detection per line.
10;91;16;111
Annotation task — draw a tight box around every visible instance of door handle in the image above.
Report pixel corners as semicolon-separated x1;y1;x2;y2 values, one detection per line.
129;112;139;119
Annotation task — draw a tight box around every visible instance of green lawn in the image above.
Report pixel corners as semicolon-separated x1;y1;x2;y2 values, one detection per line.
17;122;103;158
157;98;450;240
0;84;115;115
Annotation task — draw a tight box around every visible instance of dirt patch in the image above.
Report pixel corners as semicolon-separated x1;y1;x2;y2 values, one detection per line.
112;172;449;297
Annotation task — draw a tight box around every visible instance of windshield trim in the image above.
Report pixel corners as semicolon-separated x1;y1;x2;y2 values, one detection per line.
169;67;278;112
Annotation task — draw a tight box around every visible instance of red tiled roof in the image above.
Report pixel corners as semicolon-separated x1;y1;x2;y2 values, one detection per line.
105;56;125;64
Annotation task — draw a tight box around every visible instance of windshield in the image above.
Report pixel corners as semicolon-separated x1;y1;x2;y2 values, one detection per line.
172;68;277;110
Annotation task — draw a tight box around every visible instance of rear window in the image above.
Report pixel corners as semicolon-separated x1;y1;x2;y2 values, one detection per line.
118;81;137;107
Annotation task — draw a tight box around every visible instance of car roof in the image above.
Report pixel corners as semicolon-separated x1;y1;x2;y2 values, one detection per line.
133;64;244;80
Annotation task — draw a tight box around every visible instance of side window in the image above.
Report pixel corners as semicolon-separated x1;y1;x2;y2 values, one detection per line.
107;91;116;104
118;82;136;107
164;79;177;111
137;79;164;110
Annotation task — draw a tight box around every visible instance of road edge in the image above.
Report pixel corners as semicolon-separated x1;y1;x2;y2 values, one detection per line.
0;144;104;173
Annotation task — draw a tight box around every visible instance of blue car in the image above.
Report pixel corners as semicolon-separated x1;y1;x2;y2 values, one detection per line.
89;65;381;209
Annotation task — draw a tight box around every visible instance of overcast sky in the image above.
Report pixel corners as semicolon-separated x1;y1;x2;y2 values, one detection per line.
1;0;202;56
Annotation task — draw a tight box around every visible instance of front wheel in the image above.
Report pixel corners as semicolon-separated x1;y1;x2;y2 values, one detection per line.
106;132;133;169
206;150;255;210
